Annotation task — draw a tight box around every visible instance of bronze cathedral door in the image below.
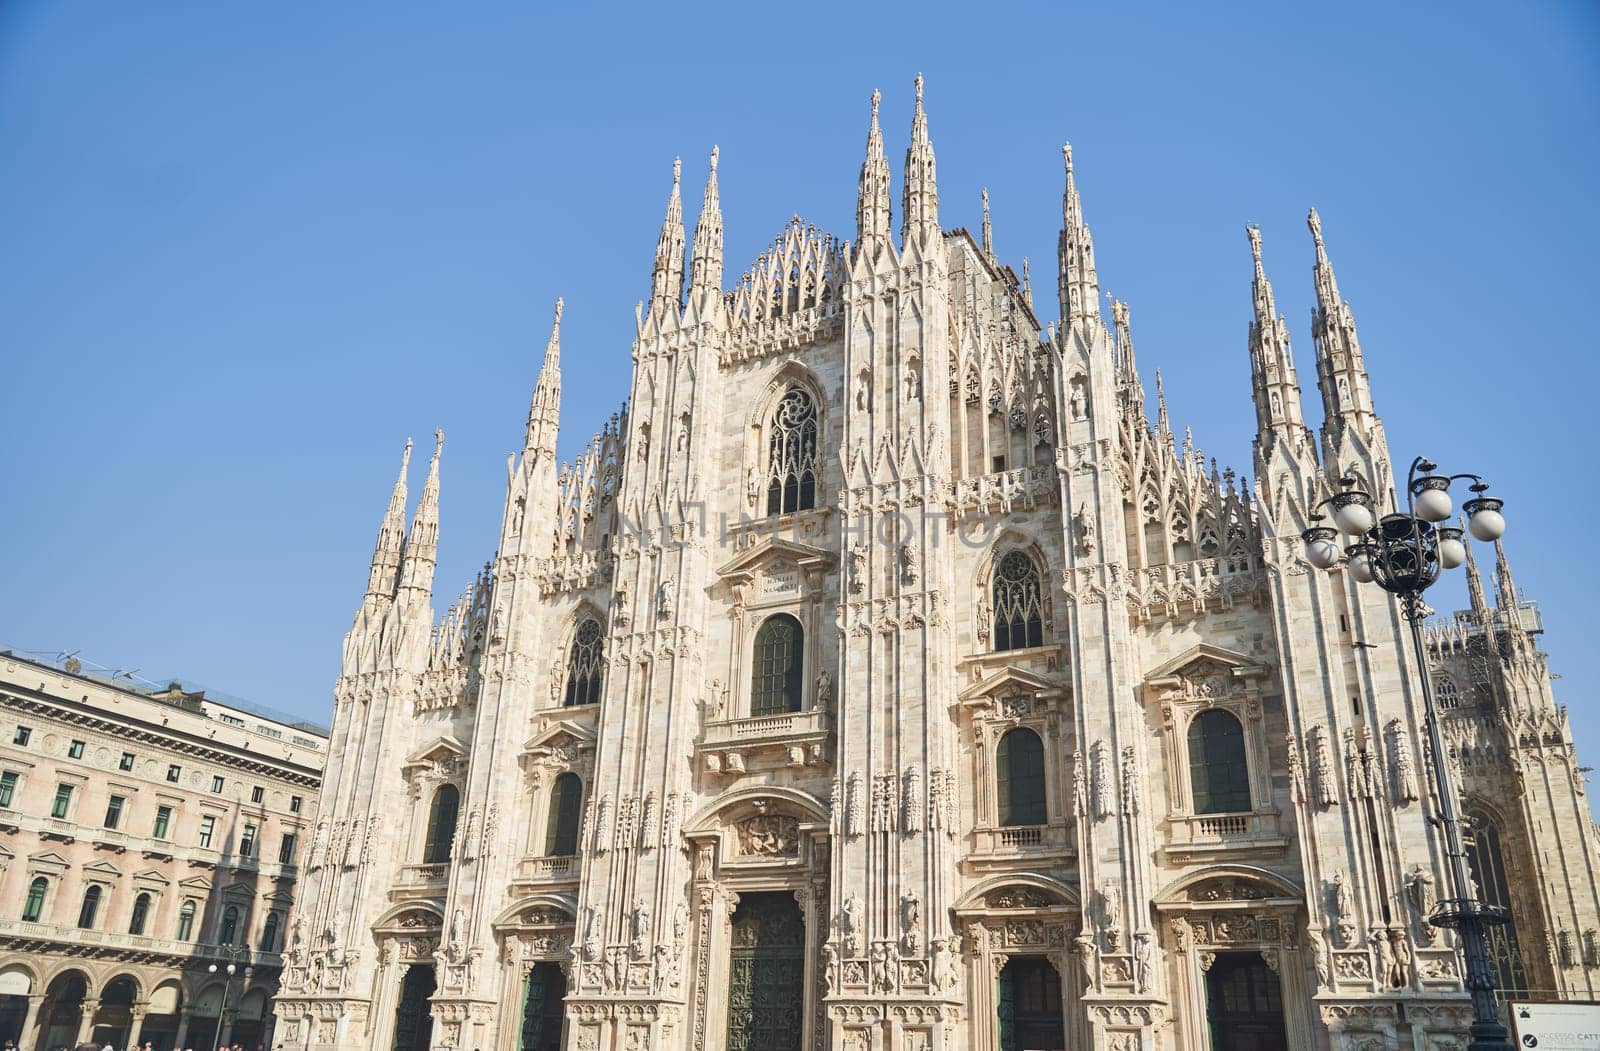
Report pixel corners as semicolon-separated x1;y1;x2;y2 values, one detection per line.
724;892;805;1051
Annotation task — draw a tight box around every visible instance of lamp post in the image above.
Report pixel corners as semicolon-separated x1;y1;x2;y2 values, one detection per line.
208;946;242;1051
1301;455;1511;1051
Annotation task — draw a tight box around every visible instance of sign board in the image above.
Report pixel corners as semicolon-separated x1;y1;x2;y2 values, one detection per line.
1511;1000;1600;1049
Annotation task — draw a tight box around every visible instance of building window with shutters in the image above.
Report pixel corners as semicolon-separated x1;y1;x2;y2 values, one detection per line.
544;772;583;857
750;614;804;716
1187;710;1252;814
997;728;1047;826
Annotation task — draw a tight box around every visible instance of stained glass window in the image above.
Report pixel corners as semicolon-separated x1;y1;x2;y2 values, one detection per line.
565;618;605;707
1465;808;1530;996
993;552;1044;651
766;387;818;515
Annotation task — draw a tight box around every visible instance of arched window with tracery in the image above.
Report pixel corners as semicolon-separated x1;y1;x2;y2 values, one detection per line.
996;727;1047;826
1465;807;1530;996
545;772;583;857
751;614;804;716
564;618;605;707
992;552;1044;651
765;386;818;515
1434;675;1461;710
423;783;461;864
1188;709;1251;814
22;877;47;921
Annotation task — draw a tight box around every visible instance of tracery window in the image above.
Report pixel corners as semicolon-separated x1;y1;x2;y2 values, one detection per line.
996;727;1047;826
751;614;804;717
564;618;605;707
1434;675;1461;710
423;783;461;864
129;892;151;935
545;772;583;857
22;877;46;921
77;885;102;929
765;387;818;515
1465;807;1529;996
1188;709;1251;814
992;552;1044;652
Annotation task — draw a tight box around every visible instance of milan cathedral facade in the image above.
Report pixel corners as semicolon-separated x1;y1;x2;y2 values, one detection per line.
272;80;1600;1051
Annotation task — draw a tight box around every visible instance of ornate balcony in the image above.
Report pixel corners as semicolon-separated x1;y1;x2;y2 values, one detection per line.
0;917;280;968
512;854;581;887
391;862;450;899
699;707;833;775
966;820;1075;872
1162;809;1287;863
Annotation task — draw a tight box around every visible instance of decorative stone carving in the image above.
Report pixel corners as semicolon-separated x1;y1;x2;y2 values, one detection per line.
1310;726;1338;807
1331;872;1356;947
639;792;658;853
734;814;800;857
846;772;864;838
902;765;923;833
1386;719;1419;803
1120;745;1141;816
871;773;898;833
841;896;863;957
1307;927;1332;990
1404;866;1437;945
1091;741;1112;820
900;891;922;956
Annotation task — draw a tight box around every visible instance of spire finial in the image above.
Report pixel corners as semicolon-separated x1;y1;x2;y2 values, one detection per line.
1156;369;1170;434
1063;142;1073;174
710;144;719;171
1022;256;1032;304
914;72;923;103
690;145;725;298
1057;141;1100;333
900;74;938;245
433;427;444;458
673;156;681;186
400;436;413;474
981;187;992;256
553;296;564;328
651;157;687;312
871;88;881;118
1308;207;1325;251
1247;223;1264;272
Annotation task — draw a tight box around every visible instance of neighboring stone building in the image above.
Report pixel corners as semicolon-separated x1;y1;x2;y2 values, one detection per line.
0;651;326;1050
273;79;1600;1050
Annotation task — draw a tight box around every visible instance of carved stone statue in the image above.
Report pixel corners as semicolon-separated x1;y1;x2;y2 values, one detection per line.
848;544;867;594
747;466;761;507
630;899;651;957
815;670;833;710
1133;928;1153;993
1074;931;1099;993
1404;867;1437;944
900;891;923;956
870;941;894;993
841;897;863;957
821;941;839;995
656;578;673;619
899;543;919;586
1307;927;1332;989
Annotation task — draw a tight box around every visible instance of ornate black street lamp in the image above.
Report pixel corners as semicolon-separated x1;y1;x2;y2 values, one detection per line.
1302;456;1512;1051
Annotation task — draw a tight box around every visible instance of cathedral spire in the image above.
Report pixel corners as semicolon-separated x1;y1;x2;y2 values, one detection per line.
650;158;686;316
1462;522;1491;622
1246;224;1309;451
1058;143;1101;336
1022;256;1032;308
1307;209;1379;449
524;299;563;460
1155;368;1171;438
364;438;411;603
1493;538;1520;617
900;75;939;247
980;187;993;257
396;429;443;606
689;146;724;301
1111;298;1145;412
856;89;893;256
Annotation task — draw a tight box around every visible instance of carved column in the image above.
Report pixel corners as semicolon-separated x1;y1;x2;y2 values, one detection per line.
126;1002;148;1048
173;1008;192;1050
74;997;99;1045
17;993;42;1051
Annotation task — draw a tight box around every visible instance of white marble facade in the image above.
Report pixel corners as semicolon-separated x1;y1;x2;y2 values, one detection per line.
272;80;1600;1051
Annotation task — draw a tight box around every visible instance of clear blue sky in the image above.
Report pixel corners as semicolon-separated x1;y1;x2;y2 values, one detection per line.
2;4;1596;738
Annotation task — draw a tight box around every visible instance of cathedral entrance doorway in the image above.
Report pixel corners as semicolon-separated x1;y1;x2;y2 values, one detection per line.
517;962;566;1051
391;964;437;1051
1202;952;1287;1051
724;892;804;1051
997;957;1065;1051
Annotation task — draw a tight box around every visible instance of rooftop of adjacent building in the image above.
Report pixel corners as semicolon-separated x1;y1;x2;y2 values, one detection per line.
1;645;329;743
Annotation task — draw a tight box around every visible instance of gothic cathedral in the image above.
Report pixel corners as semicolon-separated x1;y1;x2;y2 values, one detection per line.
272;80;1600;1050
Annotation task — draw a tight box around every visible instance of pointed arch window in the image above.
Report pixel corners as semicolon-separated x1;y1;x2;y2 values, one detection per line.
77;885;102;929
765;387;818;515
129;892;151;935
1434;675;1461;710
564;618;605;707
992;552;1044;652
1465;807;1530;996
996;727;1047;826
544;772;583;857
423;783;461;864
751;614;804;717
22;877;47;921
1188;709;1251;814
220;904;240;944
176;899;196;940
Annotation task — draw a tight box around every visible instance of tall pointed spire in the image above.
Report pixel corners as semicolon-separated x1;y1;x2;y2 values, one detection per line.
1111;298;1145;413
396;429;443;605
900;75;939;247
1022;256;1032;308
364;438;412;603
525;299;563;460
1057;143;1101;335
980;188;993;257
1246;225;1309;451
1307;209;1379;449
855;89;893;256
1493;539;1520;617
1155;369;1171;438
689;146;724;301
649;158;686;316
1462;522;1491;622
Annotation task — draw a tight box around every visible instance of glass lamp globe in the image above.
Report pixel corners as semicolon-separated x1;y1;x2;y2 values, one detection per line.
1436;527;1466;570
1413;478;1453;523
1346;545;1376;583
1465;497;1506;541
1302;526;1341;570
1333;497;1375;537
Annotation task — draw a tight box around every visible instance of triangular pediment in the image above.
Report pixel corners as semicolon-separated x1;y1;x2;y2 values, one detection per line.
403;736;469;768
717;536;836;580
83;859;123;878
179;875;213;893
522;719;598;756
133;868;171;885
1144;643;1268;686
958;665;1059;704
27;850;71;870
